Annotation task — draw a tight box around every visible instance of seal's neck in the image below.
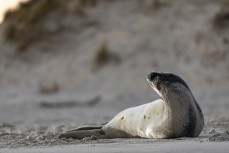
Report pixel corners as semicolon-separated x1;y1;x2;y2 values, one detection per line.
163;89;193;121
165;96;190;117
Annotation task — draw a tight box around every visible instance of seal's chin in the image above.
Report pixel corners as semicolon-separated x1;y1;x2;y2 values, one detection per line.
152;85;163;99
147;82;163;99
146;77;163;99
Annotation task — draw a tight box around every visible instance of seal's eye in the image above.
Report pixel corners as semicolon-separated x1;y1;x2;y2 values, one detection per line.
147;72;159;81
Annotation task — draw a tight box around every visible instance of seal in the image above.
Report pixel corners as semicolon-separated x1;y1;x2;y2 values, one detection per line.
59;72;204;139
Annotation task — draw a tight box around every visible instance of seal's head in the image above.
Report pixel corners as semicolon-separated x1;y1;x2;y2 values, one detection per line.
146;72;192;100
146;72;204;137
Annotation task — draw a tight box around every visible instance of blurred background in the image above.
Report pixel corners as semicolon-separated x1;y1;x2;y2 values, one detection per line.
0;0;229;146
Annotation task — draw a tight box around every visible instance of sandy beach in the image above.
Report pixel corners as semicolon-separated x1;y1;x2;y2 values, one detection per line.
2;140;229;153
0;0;229;152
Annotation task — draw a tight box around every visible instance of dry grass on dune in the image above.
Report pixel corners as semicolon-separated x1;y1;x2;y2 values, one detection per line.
3;0;97;53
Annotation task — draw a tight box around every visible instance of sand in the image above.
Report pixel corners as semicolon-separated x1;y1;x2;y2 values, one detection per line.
2;139;229;153
0;0;229;152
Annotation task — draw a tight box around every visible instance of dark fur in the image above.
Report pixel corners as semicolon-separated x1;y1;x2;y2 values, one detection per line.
147;72;204;137
147;72;191;91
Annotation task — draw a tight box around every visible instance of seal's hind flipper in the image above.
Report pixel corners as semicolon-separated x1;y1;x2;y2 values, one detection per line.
68;125;103;131
58;125;106;139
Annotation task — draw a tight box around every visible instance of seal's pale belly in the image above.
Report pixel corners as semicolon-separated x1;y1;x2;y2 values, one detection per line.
103;99;168;138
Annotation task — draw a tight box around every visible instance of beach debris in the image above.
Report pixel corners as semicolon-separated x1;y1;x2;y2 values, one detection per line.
39;95;101;108
93;42;121;71
38;81;60;95
209;131;229;142
212;1;229;29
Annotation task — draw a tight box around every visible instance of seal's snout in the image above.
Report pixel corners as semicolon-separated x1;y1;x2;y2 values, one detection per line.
147;72;159;81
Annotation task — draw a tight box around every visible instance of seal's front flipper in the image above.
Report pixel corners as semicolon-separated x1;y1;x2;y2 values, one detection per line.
58;125;106;139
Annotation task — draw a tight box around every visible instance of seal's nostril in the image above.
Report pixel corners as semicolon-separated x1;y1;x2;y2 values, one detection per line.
147;72;158;81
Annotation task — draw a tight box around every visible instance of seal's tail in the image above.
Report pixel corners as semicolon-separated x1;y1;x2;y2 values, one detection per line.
58;125;105;139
